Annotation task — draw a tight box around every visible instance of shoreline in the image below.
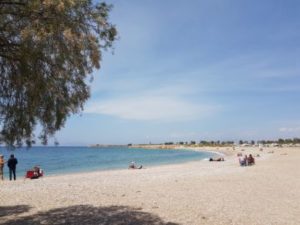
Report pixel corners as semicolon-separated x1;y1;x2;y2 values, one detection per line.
0;146;220;180
0;145;284;183
0;145;284;182
0;145;281;184
0;150;217;181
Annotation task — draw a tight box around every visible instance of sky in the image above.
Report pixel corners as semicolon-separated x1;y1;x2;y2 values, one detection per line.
56;0;300;145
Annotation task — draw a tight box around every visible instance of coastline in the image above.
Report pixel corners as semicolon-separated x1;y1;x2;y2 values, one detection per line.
0;147;218;180
0;146;216;179
1;146;299;225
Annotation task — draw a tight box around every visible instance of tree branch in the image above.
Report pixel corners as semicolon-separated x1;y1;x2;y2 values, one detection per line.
0;1;26;6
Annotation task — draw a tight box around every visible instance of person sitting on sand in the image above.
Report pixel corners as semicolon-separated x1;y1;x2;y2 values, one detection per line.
209;157;224;162
238;155;245;166
128;161;143;169
129;161;135;169
248;154;255;165
32;166;43;179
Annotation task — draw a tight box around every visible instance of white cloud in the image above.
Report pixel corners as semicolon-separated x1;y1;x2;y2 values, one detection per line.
85;95;219;122
87;80;221;122
168;131;200;139
279;127;300;132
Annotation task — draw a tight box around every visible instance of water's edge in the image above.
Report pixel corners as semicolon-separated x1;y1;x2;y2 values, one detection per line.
0;146;218;178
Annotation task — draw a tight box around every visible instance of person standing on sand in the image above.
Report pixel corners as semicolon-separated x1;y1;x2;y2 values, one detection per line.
7;154;18;181
0;155;5;180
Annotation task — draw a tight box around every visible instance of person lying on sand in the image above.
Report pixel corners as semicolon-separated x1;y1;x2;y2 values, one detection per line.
128;161;143;169
209;157;224;162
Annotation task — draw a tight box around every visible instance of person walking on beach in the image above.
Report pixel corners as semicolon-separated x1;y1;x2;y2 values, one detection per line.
0;155;5;180
7;154;18;181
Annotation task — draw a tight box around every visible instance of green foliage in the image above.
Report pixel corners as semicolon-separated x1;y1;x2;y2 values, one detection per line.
164;142;174;145
0;0;117;147
257;138;300;145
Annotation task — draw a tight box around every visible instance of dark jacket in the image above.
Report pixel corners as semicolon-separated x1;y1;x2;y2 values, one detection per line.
7;157;18;169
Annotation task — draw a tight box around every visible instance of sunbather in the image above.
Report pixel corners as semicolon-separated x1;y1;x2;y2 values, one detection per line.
128;161;143;169
209;157;224;162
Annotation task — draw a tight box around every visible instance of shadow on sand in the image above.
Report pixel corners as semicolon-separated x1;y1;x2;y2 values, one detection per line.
1;205;179;225
0;205;31;218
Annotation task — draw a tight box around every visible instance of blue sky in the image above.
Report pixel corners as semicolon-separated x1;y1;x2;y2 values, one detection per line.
56;0;300;145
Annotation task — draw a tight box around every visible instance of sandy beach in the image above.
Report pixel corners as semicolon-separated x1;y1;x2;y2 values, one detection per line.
1;146;300;225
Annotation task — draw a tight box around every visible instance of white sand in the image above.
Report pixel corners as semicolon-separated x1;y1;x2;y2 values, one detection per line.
1;146;300;225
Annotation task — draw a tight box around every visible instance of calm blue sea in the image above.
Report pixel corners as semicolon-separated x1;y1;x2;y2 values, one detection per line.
0;146;215;178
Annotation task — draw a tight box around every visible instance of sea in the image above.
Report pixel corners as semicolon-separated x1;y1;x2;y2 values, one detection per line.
0;146;216;178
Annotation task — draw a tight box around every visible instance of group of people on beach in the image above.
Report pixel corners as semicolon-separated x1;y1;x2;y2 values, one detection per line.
0;154;43;181
0;154;18;181
0;152;258;181
238;154;255;166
